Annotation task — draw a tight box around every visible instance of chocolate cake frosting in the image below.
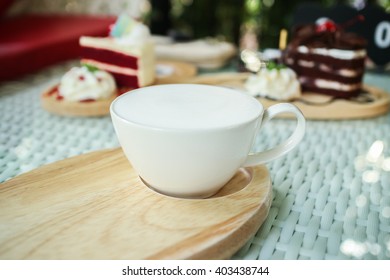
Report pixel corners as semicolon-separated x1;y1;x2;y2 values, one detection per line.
288;24;366;50
283;19;367;98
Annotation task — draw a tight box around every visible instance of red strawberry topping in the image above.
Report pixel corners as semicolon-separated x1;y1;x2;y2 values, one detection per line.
316;18;337;32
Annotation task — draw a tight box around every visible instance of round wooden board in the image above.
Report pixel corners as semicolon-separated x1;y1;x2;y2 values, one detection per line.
0;148;272;260
178;73;390;120
257;85;390;120
41;88;117;117
41;61;197;117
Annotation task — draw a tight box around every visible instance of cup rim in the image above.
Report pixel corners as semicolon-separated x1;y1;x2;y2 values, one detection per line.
110;84;263;132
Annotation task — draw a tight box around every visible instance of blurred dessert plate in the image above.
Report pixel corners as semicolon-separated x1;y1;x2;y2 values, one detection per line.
41;61;197;117
155;39;237;69
256;85;390;120
41;86;118;117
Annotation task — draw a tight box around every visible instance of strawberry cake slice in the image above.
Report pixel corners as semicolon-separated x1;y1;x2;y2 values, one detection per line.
79;15;155;88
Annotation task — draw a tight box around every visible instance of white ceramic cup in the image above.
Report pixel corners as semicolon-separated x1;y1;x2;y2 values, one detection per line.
110;84;305;198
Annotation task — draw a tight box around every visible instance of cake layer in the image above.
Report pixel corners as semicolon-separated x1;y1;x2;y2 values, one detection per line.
81;59;140;88
300;77;361;98
282;23;367;98
283;46;365;98
302;85;361;98
287;24;367;51
79;36;155;88
297;46;366;59
80;36;146;57
297;61;363;77
291;65;364;84
81;57;155;88
285;51;365;69
82;46;138;70
111;72;139;88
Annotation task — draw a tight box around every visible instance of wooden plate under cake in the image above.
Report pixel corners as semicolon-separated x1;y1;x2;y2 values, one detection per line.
178;73;390;120
41;61;198;117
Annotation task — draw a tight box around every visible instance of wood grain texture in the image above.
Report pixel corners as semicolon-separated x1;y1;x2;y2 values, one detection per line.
257;85;390;120
0;148;272;260
40;88;117;117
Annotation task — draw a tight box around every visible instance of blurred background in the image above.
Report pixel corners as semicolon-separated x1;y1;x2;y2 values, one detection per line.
163;0;390;48
2;0;389;80
5;0;390;49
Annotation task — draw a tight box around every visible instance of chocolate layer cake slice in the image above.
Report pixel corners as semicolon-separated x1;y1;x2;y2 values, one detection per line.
283;19;367;98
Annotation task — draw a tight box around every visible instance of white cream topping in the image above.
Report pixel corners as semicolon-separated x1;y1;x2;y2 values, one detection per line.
313;79;361;91
297;46;366;59
338;69;360;77
245;67;301;101
297;61;361;77
317;64;361;77
115;22;151;46
109;14;152;46
58;66;116;101
298;60;315;67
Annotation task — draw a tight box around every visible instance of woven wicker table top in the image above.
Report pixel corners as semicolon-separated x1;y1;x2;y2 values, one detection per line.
1;61;389;260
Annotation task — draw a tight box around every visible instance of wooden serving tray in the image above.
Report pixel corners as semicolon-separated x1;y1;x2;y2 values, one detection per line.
41;88;117;117
41;61;197;117
257;85;390;120
0;148;272;260
179;73;390;120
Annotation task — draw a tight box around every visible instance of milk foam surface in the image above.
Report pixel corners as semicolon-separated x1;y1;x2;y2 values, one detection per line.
113;84;262;130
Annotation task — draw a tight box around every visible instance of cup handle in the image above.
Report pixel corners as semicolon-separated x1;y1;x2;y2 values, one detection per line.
243;103;305;167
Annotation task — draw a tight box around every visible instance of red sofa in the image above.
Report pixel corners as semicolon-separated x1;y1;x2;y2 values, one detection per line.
0;1;116;81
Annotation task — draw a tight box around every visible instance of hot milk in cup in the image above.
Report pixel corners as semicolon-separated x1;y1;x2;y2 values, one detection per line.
111;84;305;198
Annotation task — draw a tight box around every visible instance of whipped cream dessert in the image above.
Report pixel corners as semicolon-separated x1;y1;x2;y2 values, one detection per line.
245;63;301;101
112;16;151;46
58;66;116;102
79;14;155;88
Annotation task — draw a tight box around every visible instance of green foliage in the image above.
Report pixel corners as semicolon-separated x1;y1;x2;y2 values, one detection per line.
168;0;389;48
81;63;99;72
266;61;286;70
